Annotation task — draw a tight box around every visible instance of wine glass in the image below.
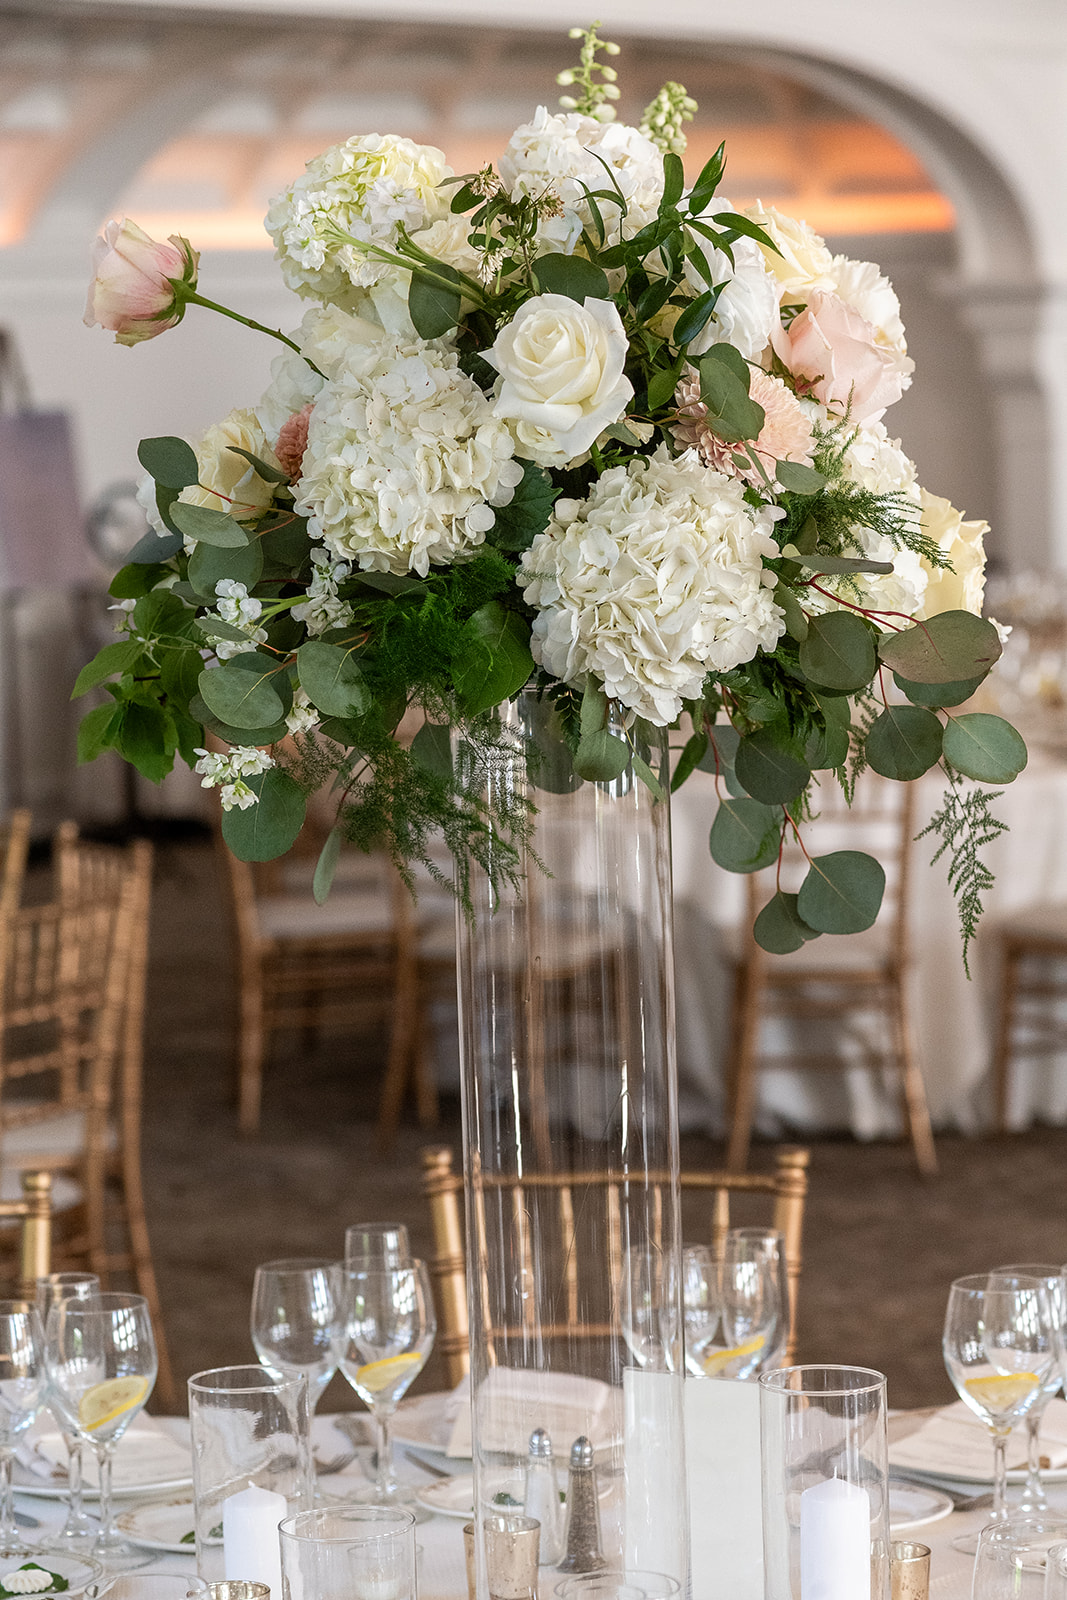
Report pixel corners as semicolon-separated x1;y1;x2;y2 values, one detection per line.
0;1300;46;1558
338;1262;436;1505
994;1263;1067;1510
36;1273;100;1550
45;1292;157;1571
344;1225;411;1266
681;1246;720;1376
711;1240;780;1380
943;1273;1059;1554
620;1249;681;1371
973;1516;1067;1600
725;1229;789;1370
251;1258;344;1414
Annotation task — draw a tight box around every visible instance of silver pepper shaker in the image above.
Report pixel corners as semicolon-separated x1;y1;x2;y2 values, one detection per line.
557;1435;606;1574
524;1427;564;1566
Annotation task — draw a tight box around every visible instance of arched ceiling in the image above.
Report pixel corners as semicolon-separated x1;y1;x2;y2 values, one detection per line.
0;12;953;252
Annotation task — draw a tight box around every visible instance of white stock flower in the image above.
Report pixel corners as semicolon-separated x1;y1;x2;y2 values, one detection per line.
744;203;836;301
285;688;321;735
518;445;785;725
292;548;355;634
295;338;518;577
829;253;914;391
499;107;663;247
204;580;268;659
683;202;779;361
194;745;275;811
265;135;452;303
485;294;633;468
916;490;988;619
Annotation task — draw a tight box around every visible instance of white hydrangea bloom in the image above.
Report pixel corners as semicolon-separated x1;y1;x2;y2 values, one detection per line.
295;338;519;577
265;134;453;303
255;342;324;441
194;745;275;811
285;688;321;735
518;445;786;725
203;580;268;659
292;548;355;635
499;107;664;248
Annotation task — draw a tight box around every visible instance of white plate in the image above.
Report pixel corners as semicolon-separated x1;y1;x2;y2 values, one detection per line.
13;1429;193;1501
115;1495;222;1556
415;1475;475;1519
392;1392;456;1456
12;1463;193;1501
0;1556;102;1596
889;1483;955;1532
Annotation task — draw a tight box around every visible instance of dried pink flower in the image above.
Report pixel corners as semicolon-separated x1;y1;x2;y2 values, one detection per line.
671;367;816;488
275;402;314;482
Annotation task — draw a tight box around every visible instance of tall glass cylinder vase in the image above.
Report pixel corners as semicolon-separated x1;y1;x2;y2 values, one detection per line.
456;692;687;1600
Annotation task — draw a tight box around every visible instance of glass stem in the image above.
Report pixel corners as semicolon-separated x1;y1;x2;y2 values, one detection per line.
376;1410;396;1498
0;1448;17;1552
992;1428;1011;1518
96;1441;115;1545
64;1435;85;1532
1024;1411;1047;1506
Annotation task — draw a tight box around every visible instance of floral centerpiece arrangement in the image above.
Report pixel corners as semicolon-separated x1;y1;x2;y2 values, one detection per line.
80;24;1023;960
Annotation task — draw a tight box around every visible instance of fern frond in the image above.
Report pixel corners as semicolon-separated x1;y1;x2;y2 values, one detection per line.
917;777;1007;976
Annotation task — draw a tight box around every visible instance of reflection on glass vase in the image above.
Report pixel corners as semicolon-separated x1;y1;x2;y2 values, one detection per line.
455;691;688;1600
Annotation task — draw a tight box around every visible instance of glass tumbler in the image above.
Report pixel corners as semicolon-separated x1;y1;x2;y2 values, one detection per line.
759;1364;890;1600
279;1504;417;1600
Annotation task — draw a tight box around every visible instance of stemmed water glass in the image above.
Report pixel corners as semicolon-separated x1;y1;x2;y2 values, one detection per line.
682;1245;720;1375
45;1292;157;1571
994;1263;1067;1510
251;1258;345;1415
339;1262;436;1505
621;1249;681;1370
36;1272;100;1549
725;1229;789;1371
344;1225;411;1266
943;1273;1060;1554
0;1300;46;1558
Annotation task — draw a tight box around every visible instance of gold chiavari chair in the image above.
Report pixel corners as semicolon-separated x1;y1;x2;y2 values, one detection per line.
0;827;176;1408
989;906;1067;1131
420;1143;809;1386
0;1169;53;1292
0;810;30;923
723;778;936;1176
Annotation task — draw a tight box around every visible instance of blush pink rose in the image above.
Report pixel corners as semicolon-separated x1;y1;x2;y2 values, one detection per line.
770;290;904;425
84;218;199;347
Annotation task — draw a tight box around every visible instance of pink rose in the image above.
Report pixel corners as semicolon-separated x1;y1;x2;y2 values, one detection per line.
84;218;199;347
770;290;904;425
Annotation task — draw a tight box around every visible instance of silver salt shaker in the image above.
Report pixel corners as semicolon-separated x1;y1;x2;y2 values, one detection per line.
524;1427;564;1566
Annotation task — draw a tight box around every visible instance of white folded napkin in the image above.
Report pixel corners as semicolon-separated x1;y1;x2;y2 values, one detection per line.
889;1398;1067;1480
447;1368;619;1459
18;1415;191;1490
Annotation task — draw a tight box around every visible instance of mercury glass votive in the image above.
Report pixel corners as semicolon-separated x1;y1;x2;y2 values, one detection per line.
759;1365;890;1600
464;1515;541;1600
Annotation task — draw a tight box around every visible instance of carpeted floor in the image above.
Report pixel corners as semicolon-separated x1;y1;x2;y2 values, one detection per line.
134;835;1067;1415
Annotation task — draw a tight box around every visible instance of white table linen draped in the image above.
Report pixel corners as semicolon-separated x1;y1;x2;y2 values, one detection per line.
669;752;1067;1138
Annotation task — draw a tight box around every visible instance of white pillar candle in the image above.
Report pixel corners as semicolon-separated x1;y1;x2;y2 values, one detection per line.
799;1476;870;1600
223;1480;287;1596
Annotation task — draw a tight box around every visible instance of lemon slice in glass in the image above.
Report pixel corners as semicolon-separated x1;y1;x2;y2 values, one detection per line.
78;1375;150;1432
702;1334;766;1377
354;1353;421;1396
963;1373;1040;1412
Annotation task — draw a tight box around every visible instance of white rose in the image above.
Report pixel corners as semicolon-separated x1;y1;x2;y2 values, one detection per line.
916;489;988;619
485;294;633;468
684;203;779;361
744;203;836;301
180;409;282;525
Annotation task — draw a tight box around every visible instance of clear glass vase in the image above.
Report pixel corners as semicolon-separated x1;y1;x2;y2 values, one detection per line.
456;692;687;1600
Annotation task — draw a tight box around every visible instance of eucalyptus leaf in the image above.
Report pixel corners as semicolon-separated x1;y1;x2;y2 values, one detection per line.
774;460;827;496
796;554;894;577
127;527;184;563
671;730;708;792
754;891;822;954
187;693;286;748
893;671;987;708
735;729;810;805
942;713;1028;783
797;850;885;934
411;721;453;781
313;827;343;905
221;769;306;862
453;603;534;718
226;445;290;485
774;581;809;642
408;269;462;338
137;436;199;489
798;612;877;694
487;461;557;553
109;562;171;599
696;354;764;443
708;796;781;873
804;719;850;772
198;662;284;730
865;705;944;781
296;641;369;718
531;252;610;302
646;362;683;412
876;610;1003;684
188;537;263;597
170;503;250;550
574;728;630;783
527;698;582;795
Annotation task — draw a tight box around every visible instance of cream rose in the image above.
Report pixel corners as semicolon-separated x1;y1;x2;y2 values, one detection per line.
771;291;906;426
485;294;633;468
181;409;282;524
744;204;836;300
916;489;989;619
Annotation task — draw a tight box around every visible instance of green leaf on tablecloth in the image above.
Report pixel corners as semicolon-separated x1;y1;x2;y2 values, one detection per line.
893;671;986;708
876;610;1002;684
797;850;885;934
313;826;343;905
222;768;306;860
198;661;284;730
0;1564;69;1596
709;796;781;873
296;641;370;719
865;705;944;781
798;612;877;694
137;435;199;489
753;891;822;953
169;502;251;549
942;714;1028;784
71;640;144;699
735;729;810;805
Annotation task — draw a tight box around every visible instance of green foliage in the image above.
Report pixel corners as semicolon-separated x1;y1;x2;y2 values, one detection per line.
877;612;1002;684
942;713;1027;784
137;436;198;489
531;252;610;302
169;503;250;549
709;796;781;873
221;769;306;860
296;642;370;718
408;266;464;338
486;461;557;554
864;705;943;781
734;728;809;805
754;891;821;954
798;612;876;694
797;850;885;934
918;782;1008;976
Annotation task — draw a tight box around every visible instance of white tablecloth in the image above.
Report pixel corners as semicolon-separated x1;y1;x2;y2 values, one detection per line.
669;752;1067;1138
